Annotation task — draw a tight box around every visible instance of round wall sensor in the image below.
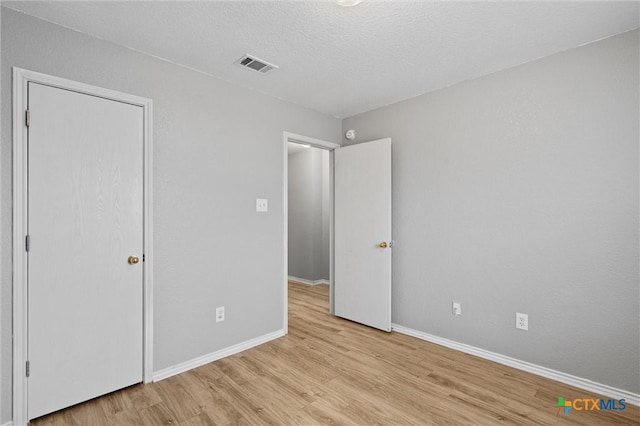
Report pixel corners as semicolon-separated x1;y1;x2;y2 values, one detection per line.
345;129;356;140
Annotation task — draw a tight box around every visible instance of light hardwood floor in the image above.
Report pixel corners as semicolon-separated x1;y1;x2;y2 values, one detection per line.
33;281;638;425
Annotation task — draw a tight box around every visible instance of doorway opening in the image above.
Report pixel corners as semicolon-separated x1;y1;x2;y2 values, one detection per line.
283;132;339;333
287;144;330;285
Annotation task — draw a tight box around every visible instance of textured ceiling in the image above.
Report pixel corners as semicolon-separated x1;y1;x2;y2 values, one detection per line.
4;1;639;118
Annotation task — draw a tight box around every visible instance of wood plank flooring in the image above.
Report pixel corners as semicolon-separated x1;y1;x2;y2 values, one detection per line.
32;281;639;425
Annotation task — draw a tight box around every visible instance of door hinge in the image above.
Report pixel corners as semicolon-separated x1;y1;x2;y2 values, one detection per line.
25;235;30;252
25;109;30;127
26;361;30;377
143;254;145;262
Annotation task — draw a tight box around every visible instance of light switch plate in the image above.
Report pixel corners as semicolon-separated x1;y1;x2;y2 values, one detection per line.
256;198;268;212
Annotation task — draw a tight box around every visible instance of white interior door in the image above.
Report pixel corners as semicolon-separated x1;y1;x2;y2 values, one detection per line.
334;138;392;331
27;82;144;420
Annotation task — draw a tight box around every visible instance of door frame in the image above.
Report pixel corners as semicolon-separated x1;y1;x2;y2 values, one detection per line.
283;132;340;333
12;68;154;425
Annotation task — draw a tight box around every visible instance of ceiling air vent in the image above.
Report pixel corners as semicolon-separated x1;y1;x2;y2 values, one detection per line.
235;54;278;75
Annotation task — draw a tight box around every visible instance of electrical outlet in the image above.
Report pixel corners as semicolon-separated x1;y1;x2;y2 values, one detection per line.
216;306;225;323
452;301;462;316
516;312;528;330
256;199;268;212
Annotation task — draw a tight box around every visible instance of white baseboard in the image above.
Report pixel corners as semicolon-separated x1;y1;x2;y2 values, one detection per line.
2;421;13;426
288;276;329;286
391;324;640;407
153;329;285;382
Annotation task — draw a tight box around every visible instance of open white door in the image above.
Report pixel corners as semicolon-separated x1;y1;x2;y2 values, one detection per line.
334;138;392;331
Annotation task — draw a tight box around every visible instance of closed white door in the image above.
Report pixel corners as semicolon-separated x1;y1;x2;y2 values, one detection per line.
27;82;144;420
334;138;392;331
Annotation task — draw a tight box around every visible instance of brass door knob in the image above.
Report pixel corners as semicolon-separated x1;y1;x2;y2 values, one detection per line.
128;256;140;265
379;242;388;248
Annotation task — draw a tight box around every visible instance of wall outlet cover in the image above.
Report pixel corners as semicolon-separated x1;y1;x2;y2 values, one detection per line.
216;306;225;322
256;198;268;212
516;312;528;330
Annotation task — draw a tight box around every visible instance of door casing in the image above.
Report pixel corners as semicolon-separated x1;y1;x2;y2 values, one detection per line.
12;68;154;426
283;132;339;333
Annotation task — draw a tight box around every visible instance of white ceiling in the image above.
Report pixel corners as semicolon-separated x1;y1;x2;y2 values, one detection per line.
5;1;639;118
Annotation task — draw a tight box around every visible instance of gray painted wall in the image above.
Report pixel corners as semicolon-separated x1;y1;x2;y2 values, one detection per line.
320;150;330;281
288;147;330;281
0;6;3;423
342;29;639;393
0;9;341;423
0;7;3;423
